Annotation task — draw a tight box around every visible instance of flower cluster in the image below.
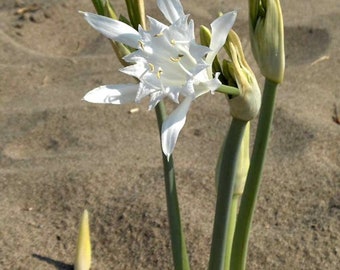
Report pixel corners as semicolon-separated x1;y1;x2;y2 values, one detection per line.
81;0;236;157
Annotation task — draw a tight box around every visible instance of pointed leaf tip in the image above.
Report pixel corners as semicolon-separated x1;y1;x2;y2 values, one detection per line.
75;210;91;270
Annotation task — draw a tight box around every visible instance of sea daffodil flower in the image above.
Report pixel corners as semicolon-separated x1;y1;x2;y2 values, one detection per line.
81;0;236;158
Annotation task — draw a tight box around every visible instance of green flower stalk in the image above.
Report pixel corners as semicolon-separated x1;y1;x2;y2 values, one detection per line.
209;117;247;270
221;30;259;270
231;1;285;269
82;2;236;267
249;0;285;83
209;30;259;270
91;0;131;66
75;210;91;270
223;122;250;270
91;0;118;19
233;122;250;197
125;0;146;29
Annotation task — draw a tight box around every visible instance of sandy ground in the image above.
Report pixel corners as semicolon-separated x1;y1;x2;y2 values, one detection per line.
0;0;339;269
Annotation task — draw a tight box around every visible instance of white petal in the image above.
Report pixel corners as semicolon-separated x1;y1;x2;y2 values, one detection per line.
80;12;141;48
120;62;147;79
206;11;237;64
167;15;192;41
161;96;193;158
123;50;143;63
136;82;155;103
147;16;168;36
181;78;195;97
83;84;138;104
189;43;211;60
194;72;222;98
157;0;185;24
149;91;167;110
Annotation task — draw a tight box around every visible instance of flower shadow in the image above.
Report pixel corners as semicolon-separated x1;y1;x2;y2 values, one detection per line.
285;26;330;66
32;254;73;270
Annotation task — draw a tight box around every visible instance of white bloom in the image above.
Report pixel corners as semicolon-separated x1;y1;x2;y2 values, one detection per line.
81;0;236;158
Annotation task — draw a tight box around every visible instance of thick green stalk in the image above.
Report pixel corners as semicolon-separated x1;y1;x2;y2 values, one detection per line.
224;194;240;270
91;0;106;15
208;118;247;270
214;123;250;270
230;79;278;270
125;0;146;29
138;3;188;268
88;1;189;268
155;102;190;270
224;121;250;270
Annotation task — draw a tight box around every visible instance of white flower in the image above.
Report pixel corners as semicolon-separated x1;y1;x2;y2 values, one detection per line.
81;0;236;158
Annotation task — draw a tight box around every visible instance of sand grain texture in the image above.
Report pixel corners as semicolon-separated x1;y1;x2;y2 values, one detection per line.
0;0;339;269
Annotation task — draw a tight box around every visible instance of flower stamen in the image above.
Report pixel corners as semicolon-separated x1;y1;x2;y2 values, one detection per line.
148;63;155;72
157;68;163;79
138;40;145;50
170;54;184;63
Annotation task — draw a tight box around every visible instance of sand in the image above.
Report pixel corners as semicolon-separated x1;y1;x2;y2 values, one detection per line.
0;0;339;269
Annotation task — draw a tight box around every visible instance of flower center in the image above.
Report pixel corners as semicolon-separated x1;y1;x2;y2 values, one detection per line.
138;28;197;88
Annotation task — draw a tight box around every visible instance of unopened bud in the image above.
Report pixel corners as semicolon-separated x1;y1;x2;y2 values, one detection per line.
200;25;221;74
223;30;261;121
249;0;285;83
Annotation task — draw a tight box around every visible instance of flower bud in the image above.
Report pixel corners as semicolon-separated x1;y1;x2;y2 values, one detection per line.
91;0;118;19
200;25;221;74
199;25;211;47
249;0;285;83
104;0;118;20
223;30;261;121
75;210;91;270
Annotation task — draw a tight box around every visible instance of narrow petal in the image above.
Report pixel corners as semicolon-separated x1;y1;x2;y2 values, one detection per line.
80;12;141;48
122;50;144;63
189;42;211;60
157;0;185;24
83;84;138;104
161;96;193;158
120;62;147;79
181;78;195;97
136;81;155;103
194;72;222;98
167;15;192;41
149;91;167;110
206;11;237;64
147;16;168;36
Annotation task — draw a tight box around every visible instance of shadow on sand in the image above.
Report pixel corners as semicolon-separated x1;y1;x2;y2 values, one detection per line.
32;254;73;270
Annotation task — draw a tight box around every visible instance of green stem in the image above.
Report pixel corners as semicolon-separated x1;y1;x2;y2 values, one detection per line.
216;85;240;96
224;121;250;270
155;102;190;270
91;0;106;15
224;194;240;270
208;118;247;270
125;0;145;29
230;79;278;270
